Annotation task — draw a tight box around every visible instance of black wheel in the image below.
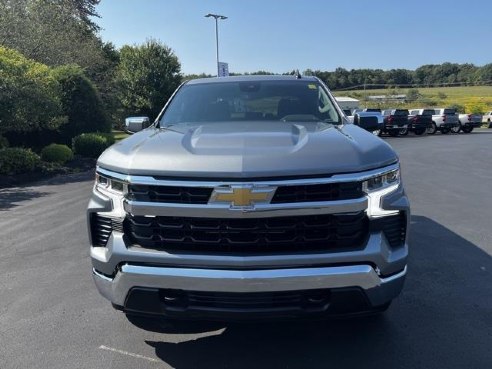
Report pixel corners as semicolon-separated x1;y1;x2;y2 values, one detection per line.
451;123;461;134
399;127;409;136
441;128;450;134
389;130;399;137
414;127;425;135
462;126;473;133
427;122;437;135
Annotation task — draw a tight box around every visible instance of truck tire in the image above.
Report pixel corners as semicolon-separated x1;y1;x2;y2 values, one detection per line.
427;122;437;135
399;128;408;136
441;128;450;134
462;126;473;133
451;123;461;134
414;127;425;135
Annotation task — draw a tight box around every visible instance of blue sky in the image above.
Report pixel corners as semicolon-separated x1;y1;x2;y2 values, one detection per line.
96;0;491;75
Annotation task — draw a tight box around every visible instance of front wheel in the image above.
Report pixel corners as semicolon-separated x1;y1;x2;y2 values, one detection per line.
462;126;473;133
427;122;437;135
414;127;426;135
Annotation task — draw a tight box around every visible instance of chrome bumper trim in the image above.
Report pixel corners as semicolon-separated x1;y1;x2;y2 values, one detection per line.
93;265;407;307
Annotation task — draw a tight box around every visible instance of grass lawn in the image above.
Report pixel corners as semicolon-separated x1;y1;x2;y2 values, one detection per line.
333;86;492;112
112;130;130;141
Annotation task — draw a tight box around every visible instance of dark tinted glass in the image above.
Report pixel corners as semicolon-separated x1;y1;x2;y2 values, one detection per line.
160;80;340;125
394;109;409;116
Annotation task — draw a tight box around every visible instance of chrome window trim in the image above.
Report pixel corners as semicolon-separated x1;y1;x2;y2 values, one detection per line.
96;162;399;188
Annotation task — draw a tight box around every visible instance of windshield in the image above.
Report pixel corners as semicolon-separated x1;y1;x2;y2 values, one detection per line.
159;80;341;126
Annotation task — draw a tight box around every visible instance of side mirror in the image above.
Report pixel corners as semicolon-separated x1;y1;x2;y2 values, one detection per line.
125;116;150;133
354;114;380;132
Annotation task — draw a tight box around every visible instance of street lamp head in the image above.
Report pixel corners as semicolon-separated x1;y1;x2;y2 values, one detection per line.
204;13;228;20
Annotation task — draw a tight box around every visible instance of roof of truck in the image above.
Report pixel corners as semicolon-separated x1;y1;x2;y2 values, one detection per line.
186;75;319;85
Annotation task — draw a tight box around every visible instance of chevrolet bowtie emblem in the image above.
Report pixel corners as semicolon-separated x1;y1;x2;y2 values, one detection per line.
211;185;276;208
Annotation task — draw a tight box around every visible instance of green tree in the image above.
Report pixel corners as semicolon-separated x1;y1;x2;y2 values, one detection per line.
53;64;111;142
0;1;104;68
0;46;65;134
115;39;182;120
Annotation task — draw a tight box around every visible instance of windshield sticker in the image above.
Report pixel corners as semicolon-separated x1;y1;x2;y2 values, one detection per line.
308;84;317;89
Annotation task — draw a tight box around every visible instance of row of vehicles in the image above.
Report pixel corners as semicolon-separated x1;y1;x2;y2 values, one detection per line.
350;108;485;137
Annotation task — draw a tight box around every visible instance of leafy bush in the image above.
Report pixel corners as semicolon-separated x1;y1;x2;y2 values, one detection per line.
72;133;113;158
0;135;9;149
0;46;66;134
0;148;41;175
40;144;73;164
53;65;111;143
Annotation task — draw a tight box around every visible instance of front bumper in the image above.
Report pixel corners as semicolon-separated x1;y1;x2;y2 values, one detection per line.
93;264;406;318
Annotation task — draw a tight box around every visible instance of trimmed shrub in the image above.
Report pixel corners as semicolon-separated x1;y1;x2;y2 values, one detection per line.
72;133;113;158
41;144;73;164
0;148;41;175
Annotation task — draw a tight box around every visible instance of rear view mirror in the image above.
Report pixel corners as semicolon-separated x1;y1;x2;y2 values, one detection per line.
125;116;150;133
354;114;380;132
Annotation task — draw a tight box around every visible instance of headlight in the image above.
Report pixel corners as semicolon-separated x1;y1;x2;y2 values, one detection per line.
363;168;400;217
95;173;126;195
363;168;400;193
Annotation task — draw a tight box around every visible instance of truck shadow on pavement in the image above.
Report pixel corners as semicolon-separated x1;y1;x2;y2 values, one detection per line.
137;215;491;369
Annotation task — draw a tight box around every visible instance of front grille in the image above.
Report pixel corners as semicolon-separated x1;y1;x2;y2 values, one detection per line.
90;214;124;247
127;185;213;204
127;182;362;205
372;212;406;248
125;212;369;254
271;182;362;203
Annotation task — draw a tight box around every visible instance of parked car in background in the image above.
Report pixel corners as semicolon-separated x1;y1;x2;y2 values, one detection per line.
403;109;434;136
427;108;459;134
456;113;482;133
352;108;384;135
381;109;409;137
482;111;492;128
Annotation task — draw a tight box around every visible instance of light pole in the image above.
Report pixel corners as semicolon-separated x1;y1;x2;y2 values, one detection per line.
205;13;227;77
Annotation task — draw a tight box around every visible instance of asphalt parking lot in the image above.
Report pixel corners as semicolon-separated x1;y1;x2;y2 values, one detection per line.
0;129;491;369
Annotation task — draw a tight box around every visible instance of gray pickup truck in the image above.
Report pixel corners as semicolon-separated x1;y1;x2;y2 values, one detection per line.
88;75;409;320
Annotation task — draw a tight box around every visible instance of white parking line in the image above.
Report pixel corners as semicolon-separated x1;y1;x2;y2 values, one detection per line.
99;345;160;363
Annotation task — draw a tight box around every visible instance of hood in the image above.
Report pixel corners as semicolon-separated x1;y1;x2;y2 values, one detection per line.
97;122;398;178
